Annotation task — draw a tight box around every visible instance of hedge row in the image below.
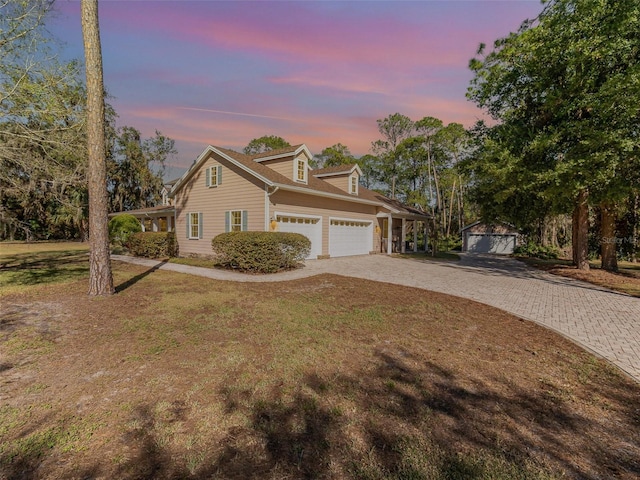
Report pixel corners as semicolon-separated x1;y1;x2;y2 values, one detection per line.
128;232;178;258
211;231;311;273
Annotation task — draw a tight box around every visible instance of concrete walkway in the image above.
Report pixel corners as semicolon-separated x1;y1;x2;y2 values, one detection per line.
112;254;640;383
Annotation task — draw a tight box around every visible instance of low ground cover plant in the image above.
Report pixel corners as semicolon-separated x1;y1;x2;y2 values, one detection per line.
514;243;560;260
211;231;311;273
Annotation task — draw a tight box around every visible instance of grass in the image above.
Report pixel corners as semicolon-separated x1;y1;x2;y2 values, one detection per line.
395;251;461;261
1;243;639;479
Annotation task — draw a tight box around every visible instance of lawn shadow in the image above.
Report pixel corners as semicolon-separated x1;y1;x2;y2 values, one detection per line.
0;250;89;287
115;260;167;293
101;349;640;479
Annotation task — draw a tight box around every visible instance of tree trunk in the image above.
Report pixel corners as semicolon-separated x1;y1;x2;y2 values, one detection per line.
572;189;590;271
82;0;114;296
632;193;639;263
600;202;618;271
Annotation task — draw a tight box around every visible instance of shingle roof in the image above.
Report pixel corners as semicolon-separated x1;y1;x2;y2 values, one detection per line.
172;144;430;218
311;164;358;176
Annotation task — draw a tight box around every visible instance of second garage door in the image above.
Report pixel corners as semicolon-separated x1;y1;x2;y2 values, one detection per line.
466;233;516;254
276;214;322;259
329;218;373;257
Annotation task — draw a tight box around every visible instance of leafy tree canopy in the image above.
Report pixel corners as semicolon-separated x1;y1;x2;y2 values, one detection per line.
243;135;290;155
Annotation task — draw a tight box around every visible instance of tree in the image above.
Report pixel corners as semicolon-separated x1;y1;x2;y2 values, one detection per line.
468;0;640;270
243;135;290;155
82;0;114;295
1;1;88;240
314;143;355;168
371;113;414;199
108;127;175;212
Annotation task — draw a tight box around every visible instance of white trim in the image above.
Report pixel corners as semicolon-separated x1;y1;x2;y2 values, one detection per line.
349;174;359;195
328;216;372;225
276;183;381;206
294;156;308;184
170;145;274;197
253;145;312;163
274;211;322;221
313;165;363;178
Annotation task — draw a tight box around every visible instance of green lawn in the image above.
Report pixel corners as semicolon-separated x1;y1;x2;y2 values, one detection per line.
1;243;639;479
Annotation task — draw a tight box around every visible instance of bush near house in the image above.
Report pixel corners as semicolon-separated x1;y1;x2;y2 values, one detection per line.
128;232;178;258
212;231;311;273
108;214;142;247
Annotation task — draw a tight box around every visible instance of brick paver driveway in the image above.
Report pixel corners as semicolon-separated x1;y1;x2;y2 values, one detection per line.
114;253;640;382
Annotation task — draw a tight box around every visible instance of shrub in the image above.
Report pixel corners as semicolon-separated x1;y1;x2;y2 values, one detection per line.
513;243;559;260
128;232;178;258
211;231;311;273
108;214;142;247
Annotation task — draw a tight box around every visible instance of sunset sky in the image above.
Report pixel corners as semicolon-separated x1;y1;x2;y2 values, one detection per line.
50;0;545;174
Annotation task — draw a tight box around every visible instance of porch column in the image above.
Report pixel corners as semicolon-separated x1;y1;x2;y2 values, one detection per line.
153;218;159;232
413;220;418;252
424;222;429;252
140;219;146;232
387;214;393;255
166;215;172;232
401;218;406;253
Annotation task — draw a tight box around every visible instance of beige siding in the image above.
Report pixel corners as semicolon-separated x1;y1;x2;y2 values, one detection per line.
260;157;294;180
269;189;378;256
319;175;350;193
175;152;266;256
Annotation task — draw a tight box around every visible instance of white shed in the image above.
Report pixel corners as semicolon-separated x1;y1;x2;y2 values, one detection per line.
461;221;519;255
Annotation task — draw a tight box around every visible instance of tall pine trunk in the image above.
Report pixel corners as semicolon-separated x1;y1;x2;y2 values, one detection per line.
572;189;590;271
600;201;618;272
82;0;114;296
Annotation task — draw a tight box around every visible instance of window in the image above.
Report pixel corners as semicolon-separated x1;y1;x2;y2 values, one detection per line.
295;158;307;183
206;165;222;187
349;175;358;195
187;212;202;239
225;210;248;232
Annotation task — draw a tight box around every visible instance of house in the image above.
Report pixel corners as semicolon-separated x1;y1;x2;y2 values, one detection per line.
109;179;178;233
461;221;519;254
119;144;430;259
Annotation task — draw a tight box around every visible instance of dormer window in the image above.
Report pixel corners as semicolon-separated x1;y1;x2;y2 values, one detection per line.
295;157;308;184
349;174;358;195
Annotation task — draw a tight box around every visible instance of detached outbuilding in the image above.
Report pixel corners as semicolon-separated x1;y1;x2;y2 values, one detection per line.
461;221;519;254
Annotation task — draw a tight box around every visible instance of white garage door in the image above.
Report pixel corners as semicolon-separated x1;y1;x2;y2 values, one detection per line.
466;234;516;254
276;214;322;259
329;218;373;257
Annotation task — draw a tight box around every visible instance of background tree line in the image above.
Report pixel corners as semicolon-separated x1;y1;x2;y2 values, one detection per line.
3;0;638;268
0;0;175;242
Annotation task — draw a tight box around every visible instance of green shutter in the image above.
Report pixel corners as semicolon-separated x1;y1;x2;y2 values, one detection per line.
198;213;203;239
217;165;222;185
186;214;190;238
242;210;248;231
225;211;230;233
205;167;210;187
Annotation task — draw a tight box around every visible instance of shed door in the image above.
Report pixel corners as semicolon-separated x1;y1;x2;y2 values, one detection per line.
329;219;373;257
467;234;516;254
276;215;322;259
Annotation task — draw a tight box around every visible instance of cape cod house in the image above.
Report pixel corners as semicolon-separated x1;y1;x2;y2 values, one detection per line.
118;144;430;259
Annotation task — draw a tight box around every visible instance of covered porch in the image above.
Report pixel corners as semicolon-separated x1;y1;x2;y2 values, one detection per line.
110;206;176;233
377;212;430;254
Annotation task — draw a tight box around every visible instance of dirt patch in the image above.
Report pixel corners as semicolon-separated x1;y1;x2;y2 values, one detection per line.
1;263;639;479
532;262;640;297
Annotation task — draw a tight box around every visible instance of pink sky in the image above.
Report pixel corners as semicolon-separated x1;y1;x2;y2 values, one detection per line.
50;0;545;174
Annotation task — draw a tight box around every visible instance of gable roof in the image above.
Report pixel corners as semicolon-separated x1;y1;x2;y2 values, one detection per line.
170;144;430;218
312;164;363;178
